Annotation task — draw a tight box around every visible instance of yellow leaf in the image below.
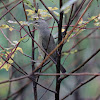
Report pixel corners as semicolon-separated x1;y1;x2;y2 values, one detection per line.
88;16;97;21
16;47;23;54
74;50;77;53
67;40;69;42
70;51;74;54
38;9;47;13
5;53;14;63
9;27;14;31
18;37;26;42
52;7;58;10
8;59;13;64
67;34;72;42
63;52;69;55
11;54;14;59
48;7;58;10
0;24;14;31
70;49;78;54
0;62;2;66
1;63;11;71
12;47;23;54
0;58;4;63
78;18;83;25
0;24;9;29
62;29;65;32
26;9;35;15
48;7;52;10
5;51;10;57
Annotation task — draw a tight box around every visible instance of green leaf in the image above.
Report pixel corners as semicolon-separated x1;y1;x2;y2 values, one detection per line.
60;0;77;12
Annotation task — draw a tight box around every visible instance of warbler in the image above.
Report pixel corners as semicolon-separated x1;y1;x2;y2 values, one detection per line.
33;19;66;73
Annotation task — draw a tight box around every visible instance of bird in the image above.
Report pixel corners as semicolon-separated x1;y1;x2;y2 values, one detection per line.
33;19;66;73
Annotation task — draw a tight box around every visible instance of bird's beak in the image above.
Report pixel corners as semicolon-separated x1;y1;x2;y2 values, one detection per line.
33;24;39;28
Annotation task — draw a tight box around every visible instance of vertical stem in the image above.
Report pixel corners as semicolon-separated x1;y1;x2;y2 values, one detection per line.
5;0;12;97
55;0;63;100
32;1;37;100
32;33;37;100
22;0;37;99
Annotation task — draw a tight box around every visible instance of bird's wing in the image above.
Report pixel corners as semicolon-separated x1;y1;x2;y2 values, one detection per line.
42;34;56;59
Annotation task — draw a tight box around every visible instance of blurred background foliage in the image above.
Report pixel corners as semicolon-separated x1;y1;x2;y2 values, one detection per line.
0;0;100;100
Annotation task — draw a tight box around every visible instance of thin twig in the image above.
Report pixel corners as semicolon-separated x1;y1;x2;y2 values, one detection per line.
59;48;100;81
0;0;19;9
3;81;31;100
61;75;99;100
0;0;22;20
0;74;57;94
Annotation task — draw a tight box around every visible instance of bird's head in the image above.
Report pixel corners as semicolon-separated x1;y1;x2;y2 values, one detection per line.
33;19;49;30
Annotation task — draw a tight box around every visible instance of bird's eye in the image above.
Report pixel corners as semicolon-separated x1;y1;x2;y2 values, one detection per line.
35;22;38;24
33;21;39;26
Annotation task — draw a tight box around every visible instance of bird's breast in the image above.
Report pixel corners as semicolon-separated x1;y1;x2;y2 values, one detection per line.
38;34;45;57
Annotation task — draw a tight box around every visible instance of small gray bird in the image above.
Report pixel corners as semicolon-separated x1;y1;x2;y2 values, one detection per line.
33;19;66;73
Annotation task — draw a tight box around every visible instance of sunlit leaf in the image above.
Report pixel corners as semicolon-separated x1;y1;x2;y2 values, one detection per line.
0;24;14;31
38;9;51;17
88;16;97;21
26;8;58;19
63;49;78;55
0;24;9;29
94;22;100;26
26;9;35;16
0;62;2;66
18;37;26;43
5;51;10;57
48;7;58;10
16;47;23;54
62;29;65;32
8;59;14;64
0;58;11;71
9;27;14;31
63;52;69;55
70;50;78;54
1;63;11;71
78;18;83;25
0;46;23;71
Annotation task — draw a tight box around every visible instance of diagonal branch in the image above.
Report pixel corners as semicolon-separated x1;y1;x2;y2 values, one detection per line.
59;48;100;81
61;75;99;100
39;0;59;23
